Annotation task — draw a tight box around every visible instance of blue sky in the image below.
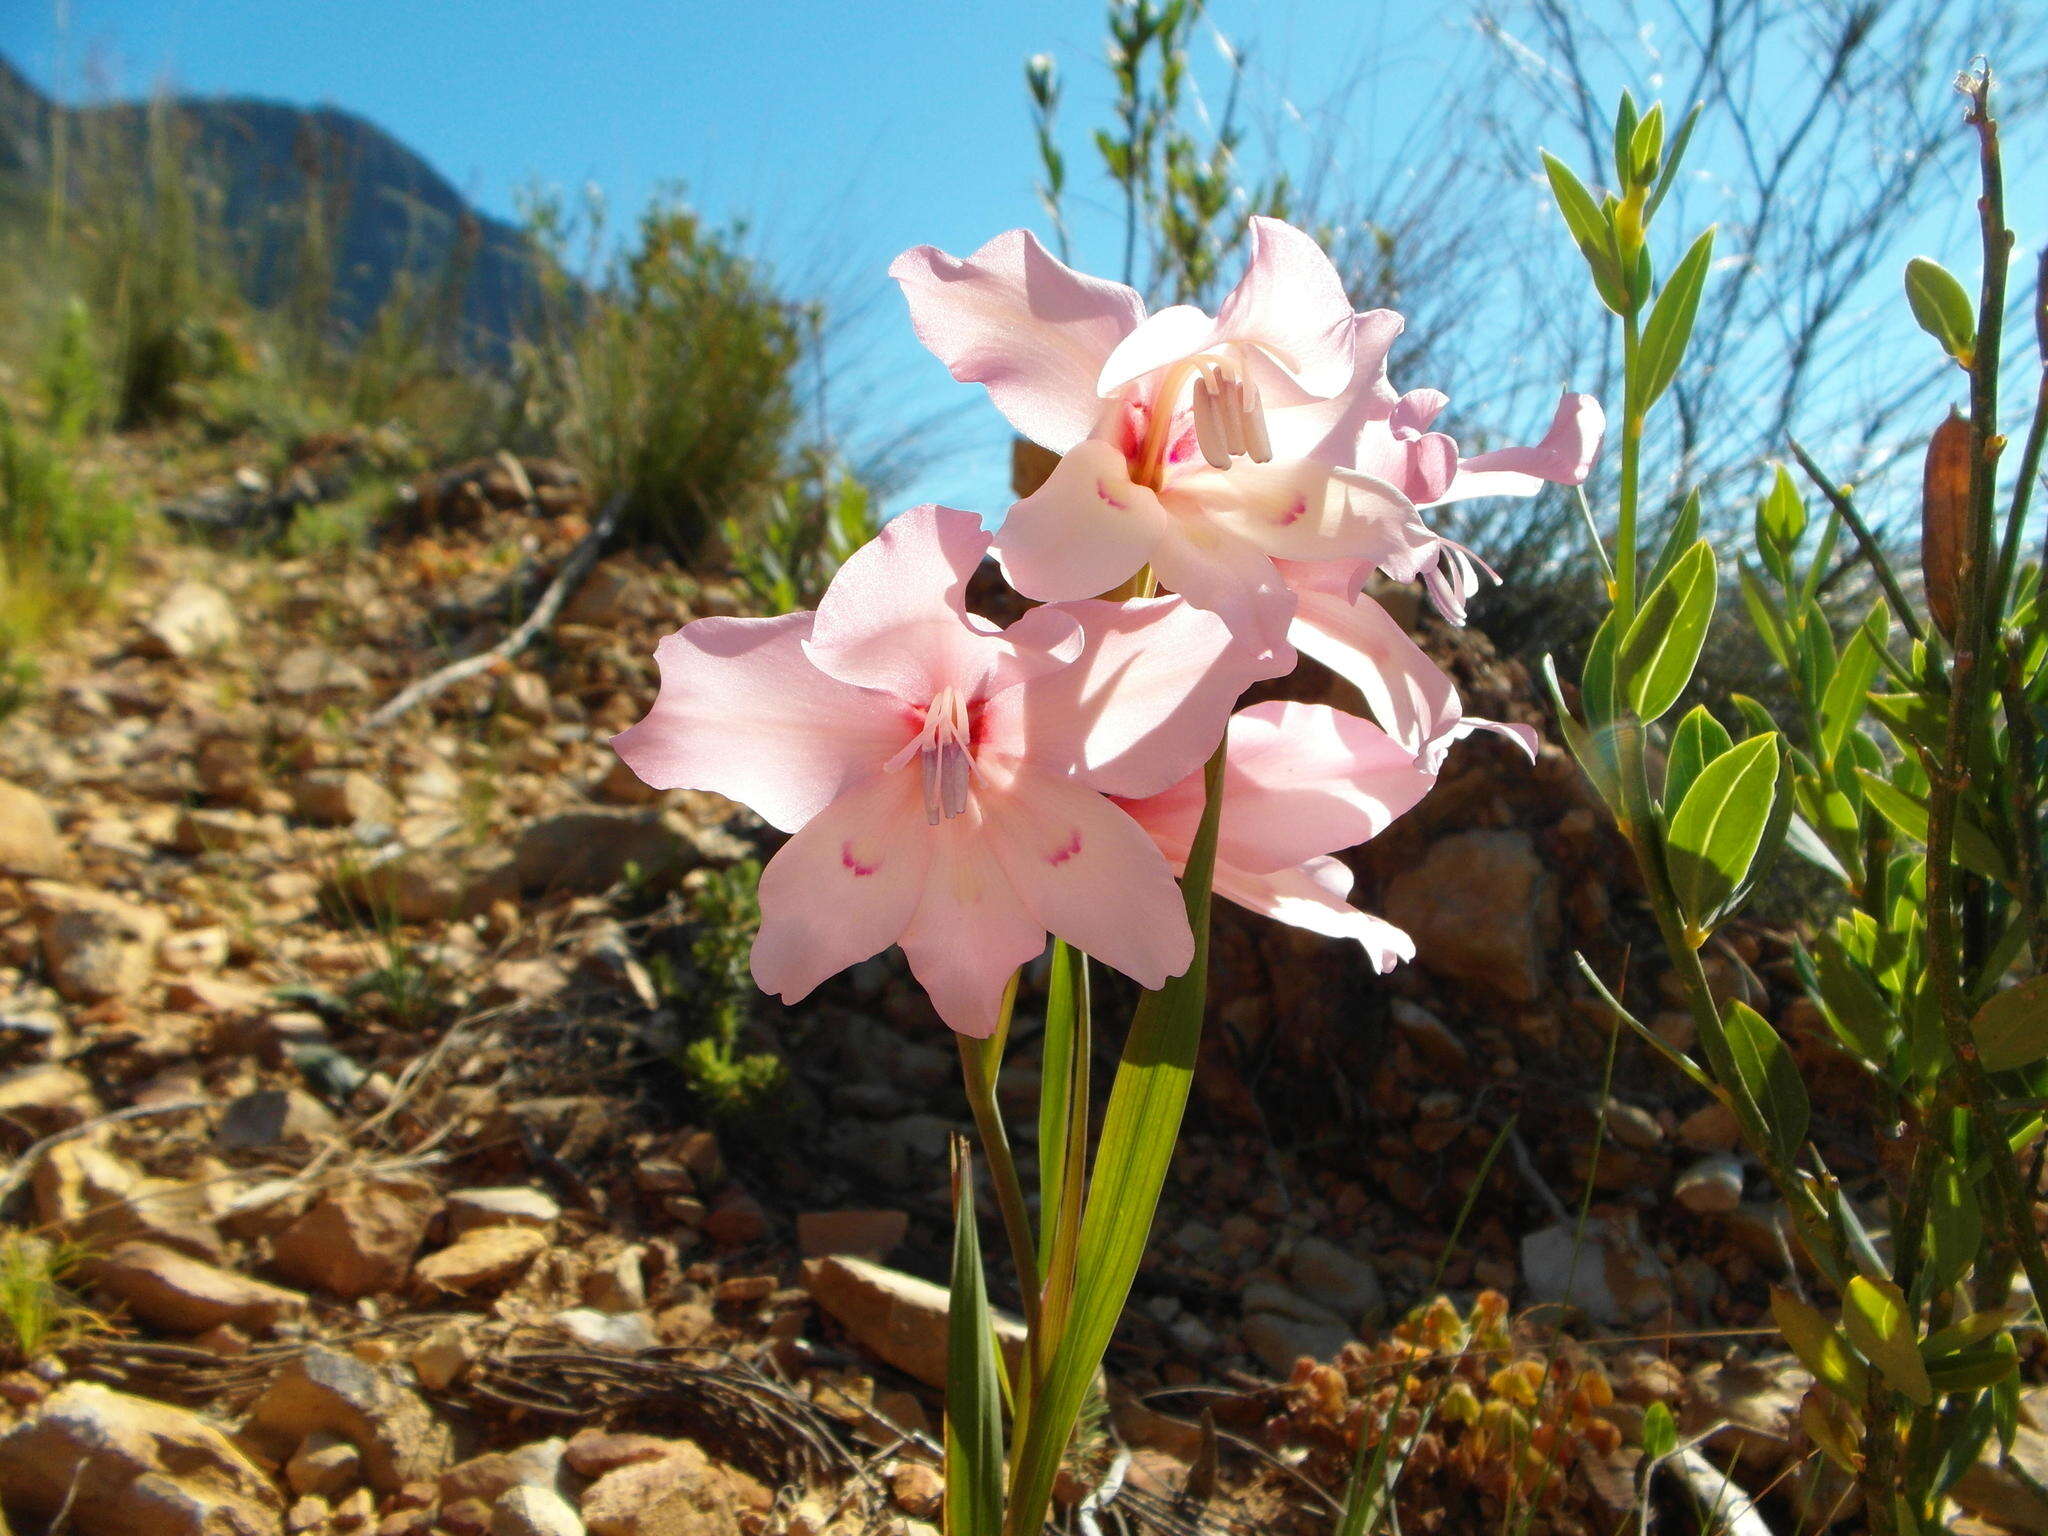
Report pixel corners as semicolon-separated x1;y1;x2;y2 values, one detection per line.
6;1;2042;520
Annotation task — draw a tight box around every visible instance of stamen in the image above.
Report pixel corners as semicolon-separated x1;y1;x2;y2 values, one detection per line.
1191;378;1231;469
911;687;977;825
1219;375;1248;457
1242;379;1272;463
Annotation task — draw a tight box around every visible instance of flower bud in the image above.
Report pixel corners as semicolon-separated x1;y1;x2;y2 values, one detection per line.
1921;408;1973;641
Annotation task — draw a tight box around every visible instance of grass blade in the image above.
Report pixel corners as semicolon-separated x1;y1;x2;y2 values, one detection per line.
946;1138;1006;1536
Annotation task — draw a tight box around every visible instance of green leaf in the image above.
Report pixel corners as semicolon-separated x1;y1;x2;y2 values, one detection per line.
1580;610;1623;728
1665;704;1732;817
1771;1287;1869;1397
1812;933;1896;1061
1855;771;2014;884
1667;734;1781;932
1818;621;1879;767
1925;1333;2018;1393
1611;91;1640;191
1904;256;1977;368
1542;152;1629;315
1641;1400;1677;1461
1630;102;1666;185
1971;976;2048;1072
1926;1163;1983;1295
1004;743;1227;1535
1755;462;1808;553
1635;226;1715;410
1724;999;1809;1165
1619;540;1716;722
1844;1274;1932;1406
1725;741;1796;917
1645;102;1702;217
1739;566;1792;669
944;1144;1005;1536
1643;488;1702;597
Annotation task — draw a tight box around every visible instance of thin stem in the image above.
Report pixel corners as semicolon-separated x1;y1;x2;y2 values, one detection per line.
1991;249;2046;610
1787;437;1929;649
957;979;1042;1344
1615;312;1644;620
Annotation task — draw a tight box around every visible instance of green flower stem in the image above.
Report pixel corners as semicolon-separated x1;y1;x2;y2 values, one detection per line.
1615;311;1644;621
958;979;1043;1347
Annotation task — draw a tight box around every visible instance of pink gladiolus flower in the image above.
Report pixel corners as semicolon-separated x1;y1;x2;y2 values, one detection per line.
612;504;1278;1037
1276;560;1539;773
1296;310;1605;625
890;221;1434;655
1118;702;1432;971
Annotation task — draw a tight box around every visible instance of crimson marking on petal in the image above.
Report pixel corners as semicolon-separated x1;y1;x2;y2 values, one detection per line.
1046;829;1083;866
1280;496;1309;526
1095;479;1130;513
841;842;879;877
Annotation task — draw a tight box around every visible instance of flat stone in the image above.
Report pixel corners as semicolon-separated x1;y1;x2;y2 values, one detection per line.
446;1187;561;1236
552;1308;659;1354
217;1089;340;1150
269;1177;437;1299
0;1062;98;1135
292;770;397;828
1242;1312;1351;1376
1285;1237;1384;1325
803;1255;1025;1390
0;779;72;877
1521;1214;1672;1325
141;581;241;658
87;1241;305;1334
440;1439;566;1504
1383;830;1557;1002
286;1431;363;1499
511;810;698;895
1677;1101;1742;1152
0;1380;282;1536
493;1486;586;1536
579;1445;771;1536
34;1139;225;1260
412;1225;547;1297
1674;1152;1746;1214
246;1347;452;1493
29;881;166;1002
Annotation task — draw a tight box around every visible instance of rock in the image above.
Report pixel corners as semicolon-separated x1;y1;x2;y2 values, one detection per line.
0;1380;282;1536
1684;1354;1809;1470
197;734;266;806
87;1242;305;1334
1674;1152;1746;1214
1521;1214;1671;1325
552;1308;659;1354
579;1444;771;1536
245;1347;452;1493
1677;1101;1742;1153
582;1247;647;1313
410;1325;477;1391
0;1062;98;1135
803;1255;1026;1389
142;581;242;658
293;771;397;828
30;882;167;1002
412;1225;547;1297
1285;1237;1385;1325
1389;998;1467;1071
34;1140;225;1259
561;564;656;628
1242;1311;1352;1376
175;808;274;855
1382;830;1557;1002
274;649;372;700
796;1209;909;1261
217;1088;341;1150
703;1188;768;1248
494;1487;586;1536
888;1461;944;1520
286;1431;363;1499
0;779;72;876
446;1187;561;1236
1599;1096;1665;1150
591;758;659;806
510;810;698;895
564;1431;675;1480
1954;1419;2048;1532
269;1177;438;1299
440;1440;566;1504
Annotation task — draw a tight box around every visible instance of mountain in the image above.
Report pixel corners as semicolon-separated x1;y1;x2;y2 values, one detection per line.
0;53;543;351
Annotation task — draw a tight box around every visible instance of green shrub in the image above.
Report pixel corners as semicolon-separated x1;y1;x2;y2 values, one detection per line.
660;859;787;1127
511;191;805;560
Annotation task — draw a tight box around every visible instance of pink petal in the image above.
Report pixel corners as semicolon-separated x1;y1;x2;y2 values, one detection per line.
1389;389;1449;436
993;439;1167;602
750;768;933;1002
1288;586;1538;771
1261;310;1405;464
1119;702;1433;875
890;231;1146;453
1211;702;1433;873
981;595;1280;799
1212;217;1357;403
1287;586;1464;764
897;812;1049;1037
1213;855;1415;971
1146;515;1300;660
1166;460;1432;566
612;613;910;833
980;761;1193;990
807;504;1074;704
1435;392;1607;503
1351;421;1460;505
1094;304;1223;398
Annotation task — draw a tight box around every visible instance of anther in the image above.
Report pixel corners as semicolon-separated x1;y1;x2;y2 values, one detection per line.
1191;378;1231;469
1242;379;1272;463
